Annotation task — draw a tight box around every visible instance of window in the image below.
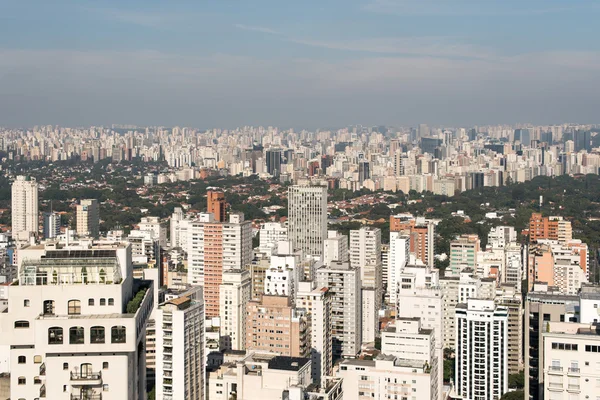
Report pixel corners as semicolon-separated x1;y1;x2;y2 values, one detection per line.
90;326;105;344
103;384;109;392
69;327;84;344
18;377;26;385
543;313;551;321
111;326;126;343
48;327;64;344
14;320;29;329
43;300;55;315
89;299;95;306
24;299;30;307
108;298;114;306
102;362;109;370
80;363;93;378
34;355;42;364
34;376;41;384
18;356;26;364
68;300;81;315
63;363;69;370
100;298;106;306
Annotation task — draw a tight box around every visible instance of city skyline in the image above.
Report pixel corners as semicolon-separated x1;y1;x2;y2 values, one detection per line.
1;0;600;128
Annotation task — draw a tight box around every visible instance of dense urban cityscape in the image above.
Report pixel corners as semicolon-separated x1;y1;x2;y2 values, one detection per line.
0;122;600;400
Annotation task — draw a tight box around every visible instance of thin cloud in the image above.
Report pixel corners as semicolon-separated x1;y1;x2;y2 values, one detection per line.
234;24;280;35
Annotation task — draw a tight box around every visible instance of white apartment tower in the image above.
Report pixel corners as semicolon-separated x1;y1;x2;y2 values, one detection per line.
288;181;328;257
455;299;509;400
349;227;382;288
0;240;152;400
323;230;349;265
76;199;100;238
11;175;39;242
296;281;333;385
219;269;251;351
155;286;204;400
316;261;361;359
388;232;409;306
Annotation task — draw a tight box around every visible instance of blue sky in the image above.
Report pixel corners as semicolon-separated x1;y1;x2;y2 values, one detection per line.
1;0;599;128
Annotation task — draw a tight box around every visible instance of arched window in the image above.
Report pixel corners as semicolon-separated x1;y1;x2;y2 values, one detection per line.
68;300;81;315
90;326;105;344
48;327;63;344
80;363;93;378
18;355;26;364
88;298;95;306
43;300;55;315
69;327;84;344
108;298;114;306
18;377;26;385
33;355;42;364
111;326;126;343
14;320;29;329
100;298;106;306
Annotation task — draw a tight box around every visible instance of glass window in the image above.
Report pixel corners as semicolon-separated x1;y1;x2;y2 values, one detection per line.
63;363;68;370
48;327;63;344
68;300;81;315
33;355;42;364
100;298;106;306
23;299;30;307
18;377;26;385
108;298;114;306
43;300;55;315
69;327;84;344
88;299;95;306
103;362;109;369
111;326;126;343
18;356;26;364
14;320;29;329
90;326;105;344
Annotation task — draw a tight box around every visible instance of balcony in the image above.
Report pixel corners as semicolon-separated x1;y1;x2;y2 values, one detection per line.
547;382;563;391
548;366;563;374
70;372;102;386
567;384;580;392
71;395;102;400
567;367;580;375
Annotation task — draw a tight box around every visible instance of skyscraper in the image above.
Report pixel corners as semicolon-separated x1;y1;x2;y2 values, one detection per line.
43;211;61;239
11;175;38;242
266;148;282;177
76;199;99;238
219;269;251;351
207;190;226;222
288;181;328;257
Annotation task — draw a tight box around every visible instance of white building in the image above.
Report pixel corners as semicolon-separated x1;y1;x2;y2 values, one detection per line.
0;240;152;400
219;269;251;351
316;261;361;359
11;175;38;242
350;227;382;290
323;230;349;265
296;281;333;385
455;299;508;400
388;233;409;306
487;226;517;249
76;199;100;238
127;229;161;266
155;286;204;400
138;216;167;247
361;287;378;344
288;182;328;257
265;241;303;299
338;354;437;400
258;222;288;254
43;211;61;239
169;207;190;249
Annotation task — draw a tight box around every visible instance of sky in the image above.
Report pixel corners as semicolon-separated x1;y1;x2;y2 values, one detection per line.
1;0;599;129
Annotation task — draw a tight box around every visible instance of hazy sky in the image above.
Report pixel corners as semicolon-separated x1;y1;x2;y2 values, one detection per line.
1;0;599;129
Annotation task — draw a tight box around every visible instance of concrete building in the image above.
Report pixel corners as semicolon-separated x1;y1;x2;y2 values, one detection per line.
155;286;204;400
76;199;100;238
138;216;167;247
296;282;333;384
323;230;349;265
496;284;524;374
349;227;382;290
258;222;288;254
455;299;508;400
528;213;572;242
0;240;152;400
388;232;409;306
246;295;310;358
187;212;252;317
11;175;38;242
361;287;378;344
220;269;251;351
316;262;361;359
207;190;226;222
448;234;480;277
338;354;437;400
525;284;579;400
169;207;190;249
43;211;61;239
288;182;328;257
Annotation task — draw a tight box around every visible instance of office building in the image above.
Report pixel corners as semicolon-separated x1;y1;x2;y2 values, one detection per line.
288;181;328;257
11;175;38;242
246;295;310;357
43;211;61;239
316;262;361;359
219;269;251;351
76;199;100;238
155;286;204;400
455;299;508;400
266;148;282;177
0;240;152;400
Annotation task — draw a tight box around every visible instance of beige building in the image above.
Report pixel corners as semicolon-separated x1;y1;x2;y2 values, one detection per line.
246;295;310;357
76;199;100;238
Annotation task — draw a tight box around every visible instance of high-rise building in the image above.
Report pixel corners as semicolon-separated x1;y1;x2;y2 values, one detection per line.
187;212;252;317
349;227;381;288
528;213;572;242
138;216;167;247
0;241;152;400
258;222;288;254
43;211;61;239
76;199;100;238
358;161;370;184
207;190;226;222
296;282;332;384
219;269;251;351
316;261;361;359
388;232;409;306
496;284;524;374
455;299;508;400
266;148;282;177
288;181;328;257
155;286;204;400
246;295;310;357
11;175;38;242
448;234;480;276
323;230;349;265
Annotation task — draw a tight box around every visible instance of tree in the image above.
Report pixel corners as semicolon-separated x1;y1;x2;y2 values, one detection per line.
500;390;524;400
508;371;524;389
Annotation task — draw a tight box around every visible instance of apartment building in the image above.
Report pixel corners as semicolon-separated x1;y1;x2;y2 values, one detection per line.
219;269;251;351
11;175;39;242
76;199;100;238
288;182;328;257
